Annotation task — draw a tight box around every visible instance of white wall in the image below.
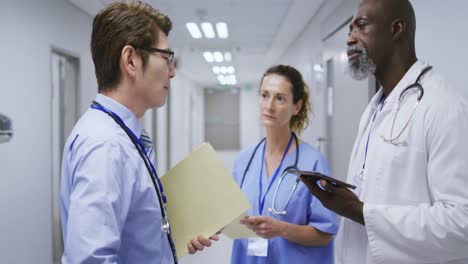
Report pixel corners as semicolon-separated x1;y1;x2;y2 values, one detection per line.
240;84;263;149
412;0;468;98
168;74;204;168
0;0;95;263
156;104;169;173
190;85;205;151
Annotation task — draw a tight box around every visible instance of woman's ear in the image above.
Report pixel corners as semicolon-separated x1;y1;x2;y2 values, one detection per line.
294;99;303;115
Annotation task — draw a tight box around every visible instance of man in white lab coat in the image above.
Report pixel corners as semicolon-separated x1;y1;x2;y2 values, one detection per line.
301;0;468;263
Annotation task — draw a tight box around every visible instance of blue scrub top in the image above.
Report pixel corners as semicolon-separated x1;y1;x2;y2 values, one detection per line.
231;141;339;264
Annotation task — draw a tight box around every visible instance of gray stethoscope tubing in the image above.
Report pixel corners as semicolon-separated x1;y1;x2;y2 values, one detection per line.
383;66;432;144
269;166;301;215
240;132;299;215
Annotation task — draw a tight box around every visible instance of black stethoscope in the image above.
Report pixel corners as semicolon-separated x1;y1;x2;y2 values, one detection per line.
90;101;178;264
240;132;300;215
382;65;432;145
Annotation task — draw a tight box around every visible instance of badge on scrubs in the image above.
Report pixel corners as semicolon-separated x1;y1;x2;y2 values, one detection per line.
247;237;268;257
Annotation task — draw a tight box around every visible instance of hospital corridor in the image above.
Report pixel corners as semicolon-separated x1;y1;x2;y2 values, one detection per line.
1;0;468;263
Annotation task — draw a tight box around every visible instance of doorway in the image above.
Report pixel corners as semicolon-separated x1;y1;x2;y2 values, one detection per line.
50;49;80;264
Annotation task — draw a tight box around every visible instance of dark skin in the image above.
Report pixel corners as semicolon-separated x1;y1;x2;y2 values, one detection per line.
348;0;417;95
303;0;417;226
301;178;365;225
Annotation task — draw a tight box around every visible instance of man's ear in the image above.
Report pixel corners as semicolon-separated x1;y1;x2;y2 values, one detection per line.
391;18;406;40
120;45;139;79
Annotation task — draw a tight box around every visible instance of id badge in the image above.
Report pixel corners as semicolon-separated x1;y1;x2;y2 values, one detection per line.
247;237;268;257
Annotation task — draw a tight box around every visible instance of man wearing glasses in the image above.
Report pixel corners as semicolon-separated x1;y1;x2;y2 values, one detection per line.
60;1;217;263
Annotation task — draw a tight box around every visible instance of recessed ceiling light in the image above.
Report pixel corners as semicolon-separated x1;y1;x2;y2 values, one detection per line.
216;22;229;39
225;75;237;85
203;52;214;63
186;22;202;39
212;66;220;74
217;75;226;85
224;52;232;62
213;52;224;63
227;66;235;74
201;22;215;38
313;64;324;73
220;66;227;74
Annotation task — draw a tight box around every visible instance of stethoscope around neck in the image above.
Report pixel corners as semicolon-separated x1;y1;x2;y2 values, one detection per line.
382;65;432;145
240;132;300;216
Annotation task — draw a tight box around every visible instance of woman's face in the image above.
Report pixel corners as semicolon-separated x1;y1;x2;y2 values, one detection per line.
259;73;302;130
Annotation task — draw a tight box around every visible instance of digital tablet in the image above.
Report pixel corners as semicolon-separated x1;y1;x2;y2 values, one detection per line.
288;169;356;190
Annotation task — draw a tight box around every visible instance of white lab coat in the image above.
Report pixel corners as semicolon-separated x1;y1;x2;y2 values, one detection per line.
335;60;468;264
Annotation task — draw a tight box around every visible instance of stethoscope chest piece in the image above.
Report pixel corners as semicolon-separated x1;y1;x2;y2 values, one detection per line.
269;167;301;216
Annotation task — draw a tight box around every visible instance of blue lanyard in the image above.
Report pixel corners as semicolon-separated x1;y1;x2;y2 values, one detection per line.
361;95;386;173
91;102;178;263
258;133;293;214
90;103;167;203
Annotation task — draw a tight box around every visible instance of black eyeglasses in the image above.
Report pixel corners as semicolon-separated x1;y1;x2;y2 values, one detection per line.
138;47;175;67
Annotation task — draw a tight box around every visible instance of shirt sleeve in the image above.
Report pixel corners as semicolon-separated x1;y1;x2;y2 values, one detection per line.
62;139;134;264
307;153;339;235
364;98;468;263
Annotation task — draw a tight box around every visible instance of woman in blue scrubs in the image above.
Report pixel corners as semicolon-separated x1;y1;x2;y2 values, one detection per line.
231;65;338;264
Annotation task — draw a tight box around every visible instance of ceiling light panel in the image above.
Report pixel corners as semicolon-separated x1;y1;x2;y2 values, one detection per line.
203;52;214;63
185;22;202;39
219;66;226;74
224;52;232;62
217;75;226;85
185;22;229;39
201;22;215;38
216;22;229;39
213;52;224;63
217;74;237;86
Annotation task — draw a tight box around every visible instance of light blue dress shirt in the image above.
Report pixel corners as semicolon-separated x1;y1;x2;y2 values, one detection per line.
231;141;339;264
60;94;173;263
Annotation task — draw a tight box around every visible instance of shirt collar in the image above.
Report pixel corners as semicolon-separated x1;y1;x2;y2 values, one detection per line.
368;88;385;111
94;94;143;138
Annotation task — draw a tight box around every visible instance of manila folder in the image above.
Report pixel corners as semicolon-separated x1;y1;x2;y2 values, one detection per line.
161;143;251;258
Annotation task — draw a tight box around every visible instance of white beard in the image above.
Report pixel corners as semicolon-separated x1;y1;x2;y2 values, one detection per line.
347;45;377;80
